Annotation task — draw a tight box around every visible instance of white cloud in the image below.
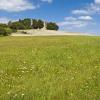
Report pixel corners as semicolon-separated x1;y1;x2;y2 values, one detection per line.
95;0;100;4
61;0;96;31
72;0;100;15
57;16;93;28
58;20;89;28
0;0;37;12
41;0;53;3
72;10;89;15
64;17;77;21
89;3;100;14
78;16;93;20
0;0;53;12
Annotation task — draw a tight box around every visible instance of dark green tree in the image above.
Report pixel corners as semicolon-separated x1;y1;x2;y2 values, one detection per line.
46;22;59;30
9;22;25;30
21;18;32;29
32;19;38;29
38;19;44;29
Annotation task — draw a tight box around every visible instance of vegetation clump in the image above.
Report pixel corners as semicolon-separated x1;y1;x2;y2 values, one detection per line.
0;24;12;36
0;18;59;36
32;19;39;29
46;22;59;30
9;18;59;30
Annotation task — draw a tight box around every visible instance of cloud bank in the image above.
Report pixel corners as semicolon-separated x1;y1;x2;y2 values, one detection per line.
58;0;99;31
0;0;53;12
72;0;100;15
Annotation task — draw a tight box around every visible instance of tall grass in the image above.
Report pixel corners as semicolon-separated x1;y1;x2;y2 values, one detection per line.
0;36;100;100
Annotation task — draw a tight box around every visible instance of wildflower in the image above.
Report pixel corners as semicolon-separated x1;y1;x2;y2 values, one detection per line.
21;93;25;96
94;66;98;69
23;61;26;64
22;71;25;73
13;94;17;98
7;91;11;95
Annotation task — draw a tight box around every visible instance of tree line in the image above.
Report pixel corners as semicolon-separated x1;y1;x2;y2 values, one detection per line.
0;18;59;36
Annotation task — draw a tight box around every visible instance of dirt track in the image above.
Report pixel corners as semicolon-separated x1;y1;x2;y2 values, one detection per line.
11;29;90;36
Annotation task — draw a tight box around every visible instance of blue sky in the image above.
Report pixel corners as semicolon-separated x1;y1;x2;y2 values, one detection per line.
0;0;100;35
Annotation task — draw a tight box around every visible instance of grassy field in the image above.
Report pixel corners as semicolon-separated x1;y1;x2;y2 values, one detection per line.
0;36;100;100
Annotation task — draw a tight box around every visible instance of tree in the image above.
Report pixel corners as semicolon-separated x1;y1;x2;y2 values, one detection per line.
38;19;44;29
21;18;32;29
46;22;59;30
32;19;38;29
9;22;25;30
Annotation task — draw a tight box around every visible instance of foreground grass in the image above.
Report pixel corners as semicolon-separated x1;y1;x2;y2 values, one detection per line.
0;36;100;100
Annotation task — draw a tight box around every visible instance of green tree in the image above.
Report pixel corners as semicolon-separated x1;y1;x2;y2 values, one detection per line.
32;19;38;29
46;22;59;30
9;22;25;30
21;18;32;29
38;20;44;29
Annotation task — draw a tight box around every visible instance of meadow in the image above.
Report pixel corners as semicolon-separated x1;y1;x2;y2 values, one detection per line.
0;36;100;100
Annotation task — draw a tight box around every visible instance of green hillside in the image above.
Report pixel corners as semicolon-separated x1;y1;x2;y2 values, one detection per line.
0;36;100;100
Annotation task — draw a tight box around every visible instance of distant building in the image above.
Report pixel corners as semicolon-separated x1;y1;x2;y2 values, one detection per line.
31;19;33;26
42;21;47;30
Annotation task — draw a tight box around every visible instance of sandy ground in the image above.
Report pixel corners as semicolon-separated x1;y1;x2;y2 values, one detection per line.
11;29;90;36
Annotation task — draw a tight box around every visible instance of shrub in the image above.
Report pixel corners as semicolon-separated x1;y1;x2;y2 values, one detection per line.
0;27;12;36
5;28;13;36
0;27;6;36
21;31;28;34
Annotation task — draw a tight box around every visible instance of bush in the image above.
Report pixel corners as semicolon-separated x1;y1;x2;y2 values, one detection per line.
5;28;13;36
21;31;28;34
0;27;12;36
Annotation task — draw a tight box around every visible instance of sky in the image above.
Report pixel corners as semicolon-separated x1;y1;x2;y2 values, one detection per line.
0;0;100;35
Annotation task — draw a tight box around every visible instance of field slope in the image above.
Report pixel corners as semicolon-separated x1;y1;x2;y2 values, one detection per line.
11;29;87;36
0;36;100;100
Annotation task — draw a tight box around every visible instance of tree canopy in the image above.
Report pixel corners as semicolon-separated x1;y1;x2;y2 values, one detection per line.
46;22;59;30
8;18;59;30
